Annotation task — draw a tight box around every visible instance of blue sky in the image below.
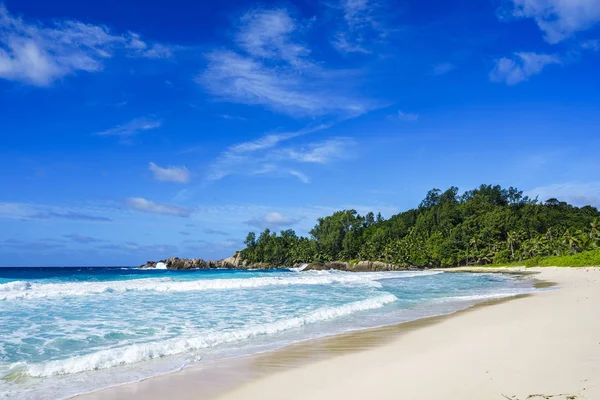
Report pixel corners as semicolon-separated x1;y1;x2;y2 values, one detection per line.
1;0;599;266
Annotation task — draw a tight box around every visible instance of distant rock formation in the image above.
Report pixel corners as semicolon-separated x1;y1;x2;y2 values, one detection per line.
140;253;415;271
140;255;240;270
303;261;417;272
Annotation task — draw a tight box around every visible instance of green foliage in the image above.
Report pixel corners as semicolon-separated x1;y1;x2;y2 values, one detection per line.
523;249;600;267
239;185;600;268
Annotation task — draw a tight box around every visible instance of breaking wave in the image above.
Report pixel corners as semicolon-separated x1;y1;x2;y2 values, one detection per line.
0;271;442;301
7;294;398;377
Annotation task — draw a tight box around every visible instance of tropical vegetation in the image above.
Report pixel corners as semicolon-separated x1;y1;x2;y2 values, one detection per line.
240;185;600;268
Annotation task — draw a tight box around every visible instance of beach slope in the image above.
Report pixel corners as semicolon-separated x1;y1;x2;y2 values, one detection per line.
217;267;599;400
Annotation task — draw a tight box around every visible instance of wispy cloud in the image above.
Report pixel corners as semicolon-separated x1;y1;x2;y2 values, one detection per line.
100;242;179;256
206;123;331;181
283;137;355;164
198;7;376;118
490;52;561;85
331;32;371;54
203;228;231;236
125;197;191;217
397;110;419;121
126;34;177;59
235;8;310;66
581;39;600;51
331;0;389;54
526;182;600;208
502;0;600;44
182;239;242;256
34;210;112;222
245;212;300;229
94;117;161;138
287;169;310;184
63;233;106;244
0;4;174;86
206;127;355;183
0;202;112;222
220;114;247;121
149;162;190;183
0;239;66;251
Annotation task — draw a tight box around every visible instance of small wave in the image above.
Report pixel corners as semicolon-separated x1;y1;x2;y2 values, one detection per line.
8;294;397;377
0;271;441;301
0;281;31;292
435;290;533;303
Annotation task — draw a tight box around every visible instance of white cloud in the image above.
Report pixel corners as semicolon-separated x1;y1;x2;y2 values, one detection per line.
490;52;560;85
526;182;600;208
198;8;375;118
0;5;174;86
125;197;191;217
505;0;600;44
245;212;300;229
149;162;190;184
94;117;162;137
397;110;419;121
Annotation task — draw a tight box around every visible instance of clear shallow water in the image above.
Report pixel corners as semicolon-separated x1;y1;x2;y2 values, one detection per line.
0;267;536;399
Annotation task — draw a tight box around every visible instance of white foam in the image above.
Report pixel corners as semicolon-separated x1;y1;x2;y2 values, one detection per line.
0;281;31;292
0;271;442;301
288;263;309;272
434;290;533;303
154;262;167;270
12;294;397;377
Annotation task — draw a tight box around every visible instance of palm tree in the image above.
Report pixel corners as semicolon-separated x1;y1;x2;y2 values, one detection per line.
562;229;582;254
507;231;519;260
590;219;600;248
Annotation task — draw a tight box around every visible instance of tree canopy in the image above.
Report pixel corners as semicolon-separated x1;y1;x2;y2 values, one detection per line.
240;185;600;268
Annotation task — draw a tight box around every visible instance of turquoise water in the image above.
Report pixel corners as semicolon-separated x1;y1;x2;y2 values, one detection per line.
0;267;536;399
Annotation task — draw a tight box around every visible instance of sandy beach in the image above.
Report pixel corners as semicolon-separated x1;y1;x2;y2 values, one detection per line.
79;267;600;400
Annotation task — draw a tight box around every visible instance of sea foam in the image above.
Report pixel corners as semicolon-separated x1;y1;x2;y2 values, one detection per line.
0;271;442;301
10;294;397;377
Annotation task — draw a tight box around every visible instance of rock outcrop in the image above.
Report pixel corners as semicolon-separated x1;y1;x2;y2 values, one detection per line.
301;261;414;272
140;253;416;271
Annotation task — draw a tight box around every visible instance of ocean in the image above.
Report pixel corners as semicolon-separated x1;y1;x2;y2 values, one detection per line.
0;267;537;399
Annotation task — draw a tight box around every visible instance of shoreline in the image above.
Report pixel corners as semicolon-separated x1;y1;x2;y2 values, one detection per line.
75;297;530;400
213;267;599;400
73;267;579;400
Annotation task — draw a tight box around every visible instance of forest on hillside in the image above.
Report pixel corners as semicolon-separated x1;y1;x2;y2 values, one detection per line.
239;185;600;268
